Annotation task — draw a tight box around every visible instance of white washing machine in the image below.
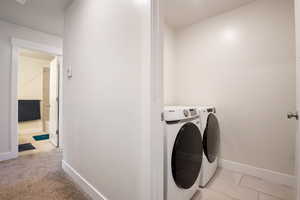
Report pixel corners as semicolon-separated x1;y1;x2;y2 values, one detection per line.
198;106;220;187
164;106;203;200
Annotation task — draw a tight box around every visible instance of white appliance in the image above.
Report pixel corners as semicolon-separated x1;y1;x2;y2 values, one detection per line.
164;106;203;200
198;106;220;187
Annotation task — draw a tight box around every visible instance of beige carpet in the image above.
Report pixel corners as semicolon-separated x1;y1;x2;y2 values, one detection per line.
0;150;91;200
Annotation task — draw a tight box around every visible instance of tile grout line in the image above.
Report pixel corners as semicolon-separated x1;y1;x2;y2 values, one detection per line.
202;169;293;200
239;179;285;200
206;187;241;200
238;174;244;186
258;191;285;200
238;174;259;200
209;173;259;200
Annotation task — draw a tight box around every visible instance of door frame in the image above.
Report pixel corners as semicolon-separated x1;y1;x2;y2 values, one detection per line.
48;56;62;148
148;0;164;199
10;38;63;158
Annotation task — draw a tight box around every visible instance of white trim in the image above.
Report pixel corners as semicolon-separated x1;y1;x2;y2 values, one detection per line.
57;56;63;150
11;38;62;56
10;46;19;158
148;0;164;200
219;159;296;188
49;138;57;147
62;160;108;200
0;152;17;162
10;38;63;160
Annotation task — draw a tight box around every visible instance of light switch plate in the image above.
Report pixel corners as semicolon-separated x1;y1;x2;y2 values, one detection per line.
67;66;72;79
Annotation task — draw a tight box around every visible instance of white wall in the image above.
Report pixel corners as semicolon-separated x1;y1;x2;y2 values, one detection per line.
0;19;62;155
63;0;152;200
163;25;176;105
18;56;51;135
18;56;50;100
164;0;296;175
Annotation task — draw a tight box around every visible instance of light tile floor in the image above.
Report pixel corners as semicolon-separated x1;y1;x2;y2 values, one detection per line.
195;168;295;200
19;132;56;156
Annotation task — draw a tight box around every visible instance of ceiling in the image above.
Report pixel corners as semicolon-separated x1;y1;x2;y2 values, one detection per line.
0;0;73;36
164;0;256;28
20;49;55;62
0;0;257;35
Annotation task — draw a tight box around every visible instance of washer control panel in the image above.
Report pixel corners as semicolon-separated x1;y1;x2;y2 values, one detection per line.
189;108;198;116
164;106;200;122
183;109;189;117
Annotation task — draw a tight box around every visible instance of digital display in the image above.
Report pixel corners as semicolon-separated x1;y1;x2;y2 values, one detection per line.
189;109;197;116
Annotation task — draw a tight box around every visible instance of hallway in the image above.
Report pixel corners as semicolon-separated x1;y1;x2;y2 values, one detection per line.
0;150;90;200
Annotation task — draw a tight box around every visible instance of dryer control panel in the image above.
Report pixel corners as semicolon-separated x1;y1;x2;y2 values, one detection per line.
207;107;216;113
199;106;216;114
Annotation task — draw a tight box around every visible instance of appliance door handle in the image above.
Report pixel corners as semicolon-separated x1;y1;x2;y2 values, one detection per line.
287;111;299;120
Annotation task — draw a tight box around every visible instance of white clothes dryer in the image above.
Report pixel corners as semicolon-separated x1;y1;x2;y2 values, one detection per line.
198;106;220;187
164;106;203;200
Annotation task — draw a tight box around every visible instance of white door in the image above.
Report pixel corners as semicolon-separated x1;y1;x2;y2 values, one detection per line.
296;0;300;199
49;57;59;147
42;68;50;132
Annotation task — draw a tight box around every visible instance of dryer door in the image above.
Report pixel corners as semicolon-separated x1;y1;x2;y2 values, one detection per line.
203;113;220;163
171;122;203;189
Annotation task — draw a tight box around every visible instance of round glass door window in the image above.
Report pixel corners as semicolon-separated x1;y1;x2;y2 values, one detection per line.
171;122;203;189
203;113;220;163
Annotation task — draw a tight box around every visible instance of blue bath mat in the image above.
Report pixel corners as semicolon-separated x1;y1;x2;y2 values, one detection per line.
18;143;35;152
33;134;49;141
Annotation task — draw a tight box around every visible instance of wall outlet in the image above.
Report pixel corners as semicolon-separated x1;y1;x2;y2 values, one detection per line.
16;0;26;5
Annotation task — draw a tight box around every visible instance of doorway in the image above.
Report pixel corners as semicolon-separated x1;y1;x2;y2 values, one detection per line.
11;38;63;157
161;0;296;199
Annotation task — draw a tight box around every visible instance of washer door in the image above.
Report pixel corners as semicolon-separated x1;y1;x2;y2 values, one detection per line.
171;122;203;189
203;113;220;163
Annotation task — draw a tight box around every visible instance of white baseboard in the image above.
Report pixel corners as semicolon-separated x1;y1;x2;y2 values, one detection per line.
62;160;108;200
0;152;17;162
219;159;296;188
50;138;57;147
